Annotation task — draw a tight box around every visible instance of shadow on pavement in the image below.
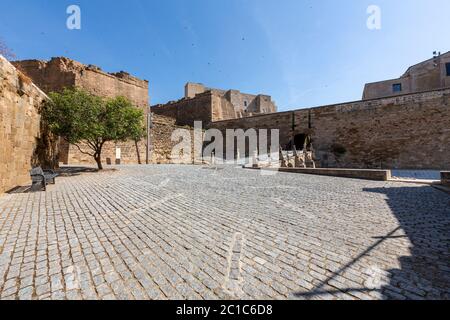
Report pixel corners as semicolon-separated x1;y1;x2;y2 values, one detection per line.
6;166;116;194
294;185;450;300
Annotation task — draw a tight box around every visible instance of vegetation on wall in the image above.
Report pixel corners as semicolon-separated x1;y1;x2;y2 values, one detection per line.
42;88;145;170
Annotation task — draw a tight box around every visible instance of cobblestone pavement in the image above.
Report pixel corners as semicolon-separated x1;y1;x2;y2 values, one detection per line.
0;165;449;300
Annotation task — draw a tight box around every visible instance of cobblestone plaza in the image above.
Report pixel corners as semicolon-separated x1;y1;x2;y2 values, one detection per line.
0;165;449;300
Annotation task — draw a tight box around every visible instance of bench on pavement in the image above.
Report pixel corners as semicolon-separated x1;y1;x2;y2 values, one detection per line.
30;167;58;191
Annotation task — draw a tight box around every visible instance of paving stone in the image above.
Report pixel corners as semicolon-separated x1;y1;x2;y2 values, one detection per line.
0;165;448;300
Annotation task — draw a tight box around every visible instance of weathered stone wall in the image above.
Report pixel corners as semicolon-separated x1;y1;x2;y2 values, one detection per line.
149;115;196;164
59;114;196;166
13;58;149;109
211;88;450;170
185;82;206;99
13;57;150;166
59;139;148;166
152;92;213;126
156;82;277;125
0;55;50;193
153;89;277;126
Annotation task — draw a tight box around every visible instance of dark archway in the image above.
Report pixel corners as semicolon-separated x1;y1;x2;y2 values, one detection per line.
294;134;307;151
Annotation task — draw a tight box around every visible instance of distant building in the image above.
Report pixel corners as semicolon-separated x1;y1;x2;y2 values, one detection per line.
151;82;277;126
363;51;450;100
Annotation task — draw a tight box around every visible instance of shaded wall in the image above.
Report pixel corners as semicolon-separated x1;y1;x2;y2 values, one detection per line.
0;55;51;193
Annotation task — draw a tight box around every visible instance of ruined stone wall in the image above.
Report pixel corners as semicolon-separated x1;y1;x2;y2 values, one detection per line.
0;55;50;193
185;82;206;99
149;115;196;164
255;95;276;114
13;57;150;166
152;92;213;126
210;88;450;170
211;95;237;122
153;89;277;126
175;82;277;122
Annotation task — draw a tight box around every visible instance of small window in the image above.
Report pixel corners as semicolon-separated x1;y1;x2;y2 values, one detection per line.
393;83;402;93
244;101;248;107
446;63;450;76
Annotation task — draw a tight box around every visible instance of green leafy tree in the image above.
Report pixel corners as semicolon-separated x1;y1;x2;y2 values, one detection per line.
43;88;145;170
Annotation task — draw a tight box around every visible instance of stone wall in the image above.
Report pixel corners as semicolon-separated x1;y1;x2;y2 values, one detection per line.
210;88;450;170
13;58;149;109
152;92;214;126
155;82;277;126
185;82;207;99
0;55;50;193
59;139;148;166
13;57;150;166
149;115;196;164
59;114;196;166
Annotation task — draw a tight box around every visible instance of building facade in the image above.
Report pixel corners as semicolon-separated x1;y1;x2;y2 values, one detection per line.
363;52;450;99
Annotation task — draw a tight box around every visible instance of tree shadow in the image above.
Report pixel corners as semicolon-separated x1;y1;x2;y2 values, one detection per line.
57;166;102;177
293;185;450;300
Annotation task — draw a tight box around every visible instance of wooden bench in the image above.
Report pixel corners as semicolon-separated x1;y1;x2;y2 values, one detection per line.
30;167;58;191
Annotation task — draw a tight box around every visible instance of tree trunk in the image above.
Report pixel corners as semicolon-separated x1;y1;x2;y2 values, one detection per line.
94;155;103;170
93;142;105;170
134;139;142;165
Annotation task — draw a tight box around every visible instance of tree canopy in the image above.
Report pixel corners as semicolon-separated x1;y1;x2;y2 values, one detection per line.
43;88;145;169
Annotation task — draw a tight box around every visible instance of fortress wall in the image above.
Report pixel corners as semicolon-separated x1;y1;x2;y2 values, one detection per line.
152;92;213;126
13;57;151;166
211;88;450;170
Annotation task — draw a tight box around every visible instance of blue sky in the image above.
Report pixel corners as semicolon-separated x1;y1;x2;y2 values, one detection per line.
1;0;449;111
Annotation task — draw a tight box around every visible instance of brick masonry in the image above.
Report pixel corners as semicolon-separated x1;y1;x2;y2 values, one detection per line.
210;88;450;170
0;55;50;194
